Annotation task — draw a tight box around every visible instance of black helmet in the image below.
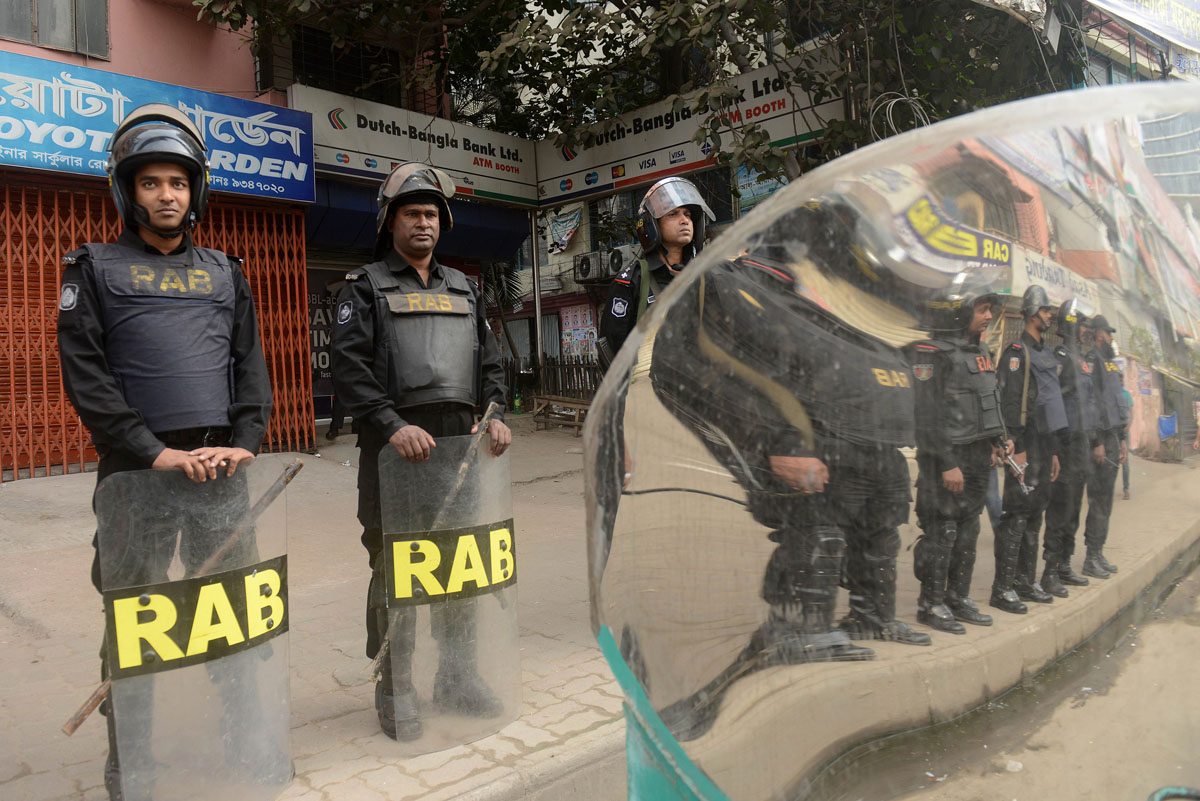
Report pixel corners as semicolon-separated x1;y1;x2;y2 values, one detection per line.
925;271;1001;333
107;103;209;235
1055;297;1092;342
1020;284;1053;318
634;177;716;259
374;162;456;258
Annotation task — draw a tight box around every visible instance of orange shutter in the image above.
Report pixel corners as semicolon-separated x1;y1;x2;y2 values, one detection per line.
0;169;314;480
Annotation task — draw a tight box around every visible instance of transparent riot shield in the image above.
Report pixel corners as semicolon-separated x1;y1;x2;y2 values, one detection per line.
95;460;292;801
378;435;519;754
585;82;1200;801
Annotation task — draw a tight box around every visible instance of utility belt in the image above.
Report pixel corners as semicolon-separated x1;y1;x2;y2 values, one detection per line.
155;426;233;450
400;401;475;416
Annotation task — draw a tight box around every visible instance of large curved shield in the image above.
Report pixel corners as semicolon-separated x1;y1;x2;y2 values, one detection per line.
95;461;292;801
585;82;1200;801
378;436;519;754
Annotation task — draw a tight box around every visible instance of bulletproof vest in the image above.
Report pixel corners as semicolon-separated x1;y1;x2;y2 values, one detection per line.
928;337;1004;444
696;270;914;450
1060;348;1101;434
1096;353;1128;430
1027;340;1068;435
359;259;480;409
802;318;915;449
85;242;235;433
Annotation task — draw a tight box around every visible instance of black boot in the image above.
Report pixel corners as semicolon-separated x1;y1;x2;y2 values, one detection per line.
1096;551;1119;574
913;525;963;634
1083;549;1111;579
946;594;993;626
1040;560;1069;598
917;604;965;634
757;606;875;663
989;589;1028;614
990;518;1029;614
1015;581;1055;603
376;678;423;741
843;526;929;645
1057;561;1090;586
377;609;422;740
759;526;874;663
433;671;505;717
432;601;504;718
840;610;934;645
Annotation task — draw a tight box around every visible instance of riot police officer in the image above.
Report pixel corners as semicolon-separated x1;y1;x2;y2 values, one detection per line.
1041;299;1099;596
1081;314;1127;578
330;163;511;741
909;274;1008;634
597;176;716;367
651;205;926;662
56;103;272;800
991;285;1064;613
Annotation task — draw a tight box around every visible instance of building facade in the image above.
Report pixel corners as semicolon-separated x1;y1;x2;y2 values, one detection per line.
0;13;315;479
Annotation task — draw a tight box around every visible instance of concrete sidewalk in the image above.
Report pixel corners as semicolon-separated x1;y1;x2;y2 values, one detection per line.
0;415;626;801
1;414;1197;801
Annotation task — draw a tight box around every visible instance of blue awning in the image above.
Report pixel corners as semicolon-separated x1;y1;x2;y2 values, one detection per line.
305;178;530;262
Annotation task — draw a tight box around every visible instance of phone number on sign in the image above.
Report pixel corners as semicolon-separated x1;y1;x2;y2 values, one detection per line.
210;175;289;195
230;177;288;194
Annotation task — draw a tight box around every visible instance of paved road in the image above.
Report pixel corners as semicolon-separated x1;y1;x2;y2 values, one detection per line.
2;407;1197;801
0;416;625;801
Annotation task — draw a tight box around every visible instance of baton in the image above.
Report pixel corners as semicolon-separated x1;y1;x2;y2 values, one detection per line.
369;402;502;682
62;459;304;737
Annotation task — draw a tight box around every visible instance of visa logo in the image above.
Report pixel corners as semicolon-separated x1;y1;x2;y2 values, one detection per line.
639;158;656;169
669;150;685;164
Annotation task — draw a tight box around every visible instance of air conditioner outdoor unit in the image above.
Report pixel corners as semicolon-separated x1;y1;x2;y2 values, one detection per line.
573;250;604;282
606;244;638;277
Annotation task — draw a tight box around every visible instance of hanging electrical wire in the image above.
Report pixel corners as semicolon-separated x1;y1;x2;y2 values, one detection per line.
868;91;935;141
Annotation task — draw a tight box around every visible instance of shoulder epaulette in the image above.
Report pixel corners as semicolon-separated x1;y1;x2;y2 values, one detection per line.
345;269;363;281
1008;341;1023;350
1053;344;1067;357
914;343;942;352
62;247;87;266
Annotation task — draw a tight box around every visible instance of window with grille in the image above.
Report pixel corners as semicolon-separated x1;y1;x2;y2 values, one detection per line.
290;25;440;111
0;0;108;58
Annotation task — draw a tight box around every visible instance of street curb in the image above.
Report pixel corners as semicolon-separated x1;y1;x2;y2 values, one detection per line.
450;720;626;801
683;503;1200;800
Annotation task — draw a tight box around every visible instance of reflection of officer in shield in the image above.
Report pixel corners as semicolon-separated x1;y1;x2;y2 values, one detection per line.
646;205;931;739
1041;299;1098;596
992;286;1065;613
56;104;273;799
1081;314;1126;578
908;274;1008;635
330;163;512;741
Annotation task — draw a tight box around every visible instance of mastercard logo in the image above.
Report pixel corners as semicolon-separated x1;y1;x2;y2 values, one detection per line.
335;153;350;164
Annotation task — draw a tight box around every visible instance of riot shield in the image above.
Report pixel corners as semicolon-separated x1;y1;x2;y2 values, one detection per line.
585;82;1200;801
378;435;519;754
95;460;292;801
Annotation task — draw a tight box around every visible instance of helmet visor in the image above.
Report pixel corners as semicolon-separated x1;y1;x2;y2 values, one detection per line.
640;177;716;222
378;163;456;207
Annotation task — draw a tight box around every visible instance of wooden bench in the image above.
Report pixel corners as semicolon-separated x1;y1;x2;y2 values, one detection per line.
531;394;590;436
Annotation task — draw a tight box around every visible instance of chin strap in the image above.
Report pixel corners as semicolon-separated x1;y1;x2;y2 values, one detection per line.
130;202;196;239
